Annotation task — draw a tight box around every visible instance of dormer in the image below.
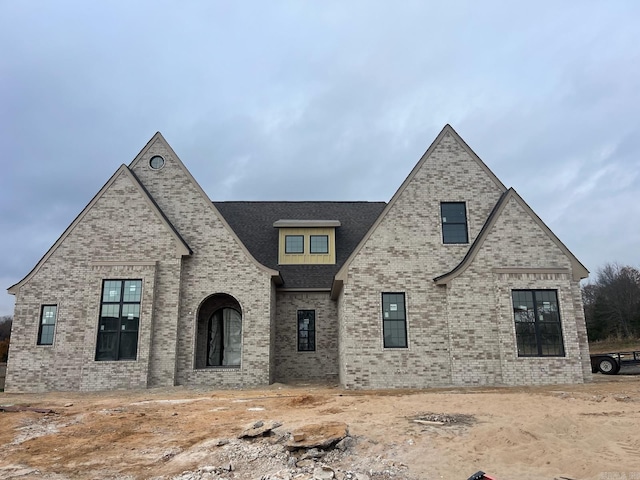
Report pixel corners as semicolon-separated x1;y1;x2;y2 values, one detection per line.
273;219;340;265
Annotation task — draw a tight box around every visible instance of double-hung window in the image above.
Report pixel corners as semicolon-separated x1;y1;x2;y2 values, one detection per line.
382;293;408;348
512;290;564;357
95;280;142;361
38;305;57;345
441;202;468;244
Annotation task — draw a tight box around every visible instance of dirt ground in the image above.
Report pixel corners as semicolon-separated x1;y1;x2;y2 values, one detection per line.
1;370;639;480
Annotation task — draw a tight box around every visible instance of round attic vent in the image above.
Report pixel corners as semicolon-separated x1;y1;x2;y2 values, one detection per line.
149;155;165;170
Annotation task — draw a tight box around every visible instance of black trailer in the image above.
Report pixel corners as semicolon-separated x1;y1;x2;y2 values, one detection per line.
590;351;640;375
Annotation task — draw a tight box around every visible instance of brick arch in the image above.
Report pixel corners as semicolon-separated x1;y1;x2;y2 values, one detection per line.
195;293;242;369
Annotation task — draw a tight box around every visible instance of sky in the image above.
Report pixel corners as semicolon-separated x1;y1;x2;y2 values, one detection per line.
1;1;639;317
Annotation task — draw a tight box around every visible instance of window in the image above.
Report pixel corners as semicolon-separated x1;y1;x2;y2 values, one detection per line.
96;280;142;361
285;235;304;254
382;293;407;348
38;305;57;345
512;290;564;357
149;155;165;170
441;202;468;244
310;235;329;254
297;310;316;351
207;307;242;366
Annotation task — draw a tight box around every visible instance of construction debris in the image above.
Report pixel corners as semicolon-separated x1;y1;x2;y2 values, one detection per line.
286;422;348;451
0;405;56;414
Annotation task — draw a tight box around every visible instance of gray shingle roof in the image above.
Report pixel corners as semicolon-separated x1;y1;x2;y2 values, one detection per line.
213;201;387;289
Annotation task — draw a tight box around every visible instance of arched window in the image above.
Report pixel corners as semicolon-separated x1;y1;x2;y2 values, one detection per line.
207;308;242;366
195;294;242;369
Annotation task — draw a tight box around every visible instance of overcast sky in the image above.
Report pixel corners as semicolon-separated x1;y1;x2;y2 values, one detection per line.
1;1;639;316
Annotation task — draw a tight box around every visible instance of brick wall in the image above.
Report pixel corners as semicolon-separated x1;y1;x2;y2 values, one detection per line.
130;138;275;388
8;137;278;393
274;291;338;383
6;130;590;392
464;195;591;385
338;131;590;388
6;171;182;392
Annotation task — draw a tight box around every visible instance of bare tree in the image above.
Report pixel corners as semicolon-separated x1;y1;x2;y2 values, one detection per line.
582;263;640;340
0;315;11;362
0;315;12;340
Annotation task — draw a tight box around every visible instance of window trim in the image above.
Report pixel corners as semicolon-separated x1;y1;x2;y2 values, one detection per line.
37;304;57;346
512;289;565;357
297;309;316;352
382;292;408;349
309;235;329;254
95;279;142;362
440;201;469;244
285;235;305;254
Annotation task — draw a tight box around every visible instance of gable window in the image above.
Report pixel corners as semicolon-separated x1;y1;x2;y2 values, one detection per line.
382;293;408;348
441;202;468;244
149;155;165;170
285;235;304;254
297;310;316;351
310;235;329;254
512;290;565;357
38;305;57;345
96;279;142;361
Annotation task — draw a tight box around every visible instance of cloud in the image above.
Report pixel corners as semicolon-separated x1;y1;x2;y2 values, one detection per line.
1;1;640;315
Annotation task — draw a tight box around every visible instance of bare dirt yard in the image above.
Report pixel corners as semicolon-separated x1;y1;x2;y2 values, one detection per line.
1;371;639;480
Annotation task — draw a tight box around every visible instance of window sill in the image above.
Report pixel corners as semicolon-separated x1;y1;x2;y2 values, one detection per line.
517;355;566;358
94;359;139;363
195;365;241;370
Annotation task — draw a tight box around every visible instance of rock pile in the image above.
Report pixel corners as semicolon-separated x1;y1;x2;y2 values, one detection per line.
170;420;413;480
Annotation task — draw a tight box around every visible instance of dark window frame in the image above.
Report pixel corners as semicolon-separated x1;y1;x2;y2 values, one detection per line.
297;310;316;352
382;293;408;348
512;289;565;357
37;304;57;346
285;235;305;254
310;235;329;254
149;155;165;170
440;202;469;244
95;279;142;361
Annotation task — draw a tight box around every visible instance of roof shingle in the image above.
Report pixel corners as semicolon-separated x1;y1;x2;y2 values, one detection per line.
213;201;386;289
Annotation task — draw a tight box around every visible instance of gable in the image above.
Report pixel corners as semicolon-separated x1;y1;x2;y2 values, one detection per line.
8;166;191;294
127;133;279;280
434;189;589;284
333;124;507;291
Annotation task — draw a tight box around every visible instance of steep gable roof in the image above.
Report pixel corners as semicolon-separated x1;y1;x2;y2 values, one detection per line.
213;201;386;289
333;124;507;290
8;166;191;295
433;188;589;284
128;132;281;281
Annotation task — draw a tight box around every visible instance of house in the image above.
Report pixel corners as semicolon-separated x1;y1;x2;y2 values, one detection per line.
5;125;592;392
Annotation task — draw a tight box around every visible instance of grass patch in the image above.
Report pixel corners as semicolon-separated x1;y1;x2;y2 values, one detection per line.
589;337;640;354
